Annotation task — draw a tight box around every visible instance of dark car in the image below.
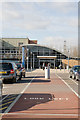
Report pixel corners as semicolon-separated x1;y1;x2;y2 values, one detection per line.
0;61;18;83
69;65;80;80
16;63;25;78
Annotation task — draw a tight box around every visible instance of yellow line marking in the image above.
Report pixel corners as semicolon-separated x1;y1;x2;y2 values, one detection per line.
3;97;16;102
0;106;8;110
0;101;13;107
4;95;17;99
1;95;17;102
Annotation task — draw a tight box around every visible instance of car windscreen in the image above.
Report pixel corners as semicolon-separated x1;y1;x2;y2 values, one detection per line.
0;63;13;70
74;66;80;71
17;64;21;69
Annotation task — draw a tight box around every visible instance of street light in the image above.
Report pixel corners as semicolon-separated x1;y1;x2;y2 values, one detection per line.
60;54;61;65
68;49;69;71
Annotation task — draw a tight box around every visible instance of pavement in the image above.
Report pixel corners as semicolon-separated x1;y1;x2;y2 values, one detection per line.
1;69;80;120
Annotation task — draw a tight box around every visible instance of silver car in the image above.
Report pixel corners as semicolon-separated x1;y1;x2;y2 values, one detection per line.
0;61;18;83
69;65;80;81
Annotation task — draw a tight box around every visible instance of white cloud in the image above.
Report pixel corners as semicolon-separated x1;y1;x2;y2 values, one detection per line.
0;2;2;38
16;20;50;30
41;36;78;49
1;2;78;51
1;0;79;2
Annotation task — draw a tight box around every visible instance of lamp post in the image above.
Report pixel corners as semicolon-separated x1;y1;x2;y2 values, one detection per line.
68;49;69;71
27;48;29;71
60;54;61;66
59;54;61;70
31;52;32;71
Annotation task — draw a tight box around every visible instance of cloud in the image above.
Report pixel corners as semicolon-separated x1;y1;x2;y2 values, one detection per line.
40;36;78;51
1;0;79;2
2;2;78;31
2;2;78;51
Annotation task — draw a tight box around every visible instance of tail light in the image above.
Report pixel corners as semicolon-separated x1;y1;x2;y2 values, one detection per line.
10;69;14;74
22;67;24;69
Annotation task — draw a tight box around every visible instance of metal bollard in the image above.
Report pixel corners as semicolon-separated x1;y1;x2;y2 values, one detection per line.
45;67;50;79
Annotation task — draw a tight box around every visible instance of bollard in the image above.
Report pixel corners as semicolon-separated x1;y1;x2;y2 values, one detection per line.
45;67;50;79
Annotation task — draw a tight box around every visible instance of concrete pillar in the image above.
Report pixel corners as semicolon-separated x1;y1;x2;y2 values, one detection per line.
22;46;25;68
54;59;55;69
31;52;32;71
33;54;34;69
39;59;40;69
27;49;29;71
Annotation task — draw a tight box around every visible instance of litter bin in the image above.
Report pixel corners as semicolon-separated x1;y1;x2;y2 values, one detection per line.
45;67;50;79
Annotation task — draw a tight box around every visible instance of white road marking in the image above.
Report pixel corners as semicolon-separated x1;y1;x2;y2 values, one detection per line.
0;94;9;102
3;87;8;88
56;74;80;98
4;74;37;113
69;77;78;85
24;97;69;101
3;113;79;117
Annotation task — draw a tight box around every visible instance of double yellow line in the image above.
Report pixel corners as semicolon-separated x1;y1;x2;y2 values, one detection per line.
3;96;16;103
0;95;17;111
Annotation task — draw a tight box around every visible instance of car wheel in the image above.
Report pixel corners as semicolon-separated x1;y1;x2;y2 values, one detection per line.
23;73;25;78
20;73;22;79
69;74;72;78
76;76;79;81
13;77;17;83
72;74;75;79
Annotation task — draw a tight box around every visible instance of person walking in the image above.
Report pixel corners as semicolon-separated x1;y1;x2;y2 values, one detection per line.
43;62;45;70
59;64;61;70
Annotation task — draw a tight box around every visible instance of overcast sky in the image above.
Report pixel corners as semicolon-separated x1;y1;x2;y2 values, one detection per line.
0;0;79;52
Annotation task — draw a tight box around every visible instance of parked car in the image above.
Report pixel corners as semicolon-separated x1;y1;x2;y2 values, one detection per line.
16;63;25;78
0;61;18;83
75;69;80;81
69;65;80;80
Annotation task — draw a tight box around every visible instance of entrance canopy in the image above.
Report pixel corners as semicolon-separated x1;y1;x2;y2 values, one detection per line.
37;56;57;59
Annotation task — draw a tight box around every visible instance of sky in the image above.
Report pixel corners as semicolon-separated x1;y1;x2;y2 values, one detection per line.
0;0;79;52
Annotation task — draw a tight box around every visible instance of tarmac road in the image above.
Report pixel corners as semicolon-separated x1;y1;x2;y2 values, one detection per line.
1;69;80;120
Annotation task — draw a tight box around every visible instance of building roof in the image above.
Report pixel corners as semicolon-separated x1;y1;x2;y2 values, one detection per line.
37;56;57;59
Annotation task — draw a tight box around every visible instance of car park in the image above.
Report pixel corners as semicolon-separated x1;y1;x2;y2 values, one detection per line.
69;65;80;81
0;61;18;83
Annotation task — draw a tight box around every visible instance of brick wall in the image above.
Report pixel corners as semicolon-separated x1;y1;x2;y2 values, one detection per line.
29;40;37;44
62;59;80;67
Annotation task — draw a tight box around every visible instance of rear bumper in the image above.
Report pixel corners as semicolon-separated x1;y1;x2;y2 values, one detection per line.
76;75;80;80
0;74;15;81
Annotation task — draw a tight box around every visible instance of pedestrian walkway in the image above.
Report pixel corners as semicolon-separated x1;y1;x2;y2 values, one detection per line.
1;69;79;120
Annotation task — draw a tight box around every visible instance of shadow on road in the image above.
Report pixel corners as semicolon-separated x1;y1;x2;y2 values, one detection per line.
24;76;45;79
16;79;50;84
1;93;79;120
9;93;54;112
3;76;50;84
